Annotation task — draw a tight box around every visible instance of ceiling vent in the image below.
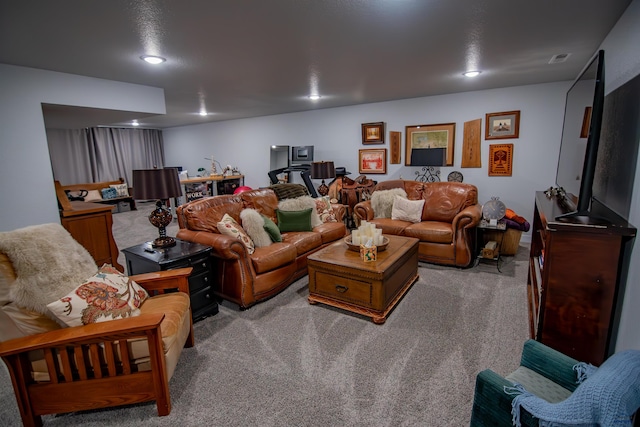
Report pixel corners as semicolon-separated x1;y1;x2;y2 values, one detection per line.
549;53;571;64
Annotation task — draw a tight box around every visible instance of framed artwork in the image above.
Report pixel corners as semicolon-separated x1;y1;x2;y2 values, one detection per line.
390;131;401;164
580;106;592;138
361;122;385;144
359;148;387;174
405;123;455;166
488;143;514;176
485;110;520;140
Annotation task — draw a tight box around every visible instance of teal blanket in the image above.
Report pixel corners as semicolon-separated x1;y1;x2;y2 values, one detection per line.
505;349;640;427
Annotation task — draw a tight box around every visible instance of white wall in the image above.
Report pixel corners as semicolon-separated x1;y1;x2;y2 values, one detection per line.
599;0;640;352
164;81;569;236
0;64;165;232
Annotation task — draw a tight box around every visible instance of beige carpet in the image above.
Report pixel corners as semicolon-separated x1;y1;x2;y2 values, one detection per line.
0;205;531;426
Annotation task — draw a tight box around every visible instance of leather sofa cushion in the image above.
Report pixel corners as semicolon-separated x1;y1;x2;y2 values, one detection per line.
182;195;243;232
241;188;279;222
250;242;297;274
404;221;453;244
365;218;410;236
420;183;477;222
282;231;322;256
313;222;347;244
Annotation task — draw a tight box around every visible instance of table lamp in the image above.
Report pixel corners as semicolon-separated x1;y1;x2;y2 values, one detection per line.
132;168;183;248
311;161;335;197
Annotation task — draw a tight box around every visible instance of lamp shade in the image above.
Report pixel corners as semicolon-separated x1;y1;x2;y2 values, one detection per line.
132;168;183;200
311;161;336;180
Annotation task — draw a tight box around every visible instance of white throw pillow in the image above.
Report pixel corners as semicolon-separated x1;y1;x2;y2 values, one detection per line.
47;264;149;327
371;188;408;218
217;213;255;254
240;208;272;248
84;189;103;201
391;196;425;223
278;196;322;228
109;183;129;197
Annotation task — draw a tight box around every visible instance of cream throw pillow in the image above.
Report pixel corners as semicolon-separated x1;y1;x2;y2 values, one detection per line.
217;213;255;254
391;195;425;223
371;188;408;218
240;208;272;248
84;189;103;201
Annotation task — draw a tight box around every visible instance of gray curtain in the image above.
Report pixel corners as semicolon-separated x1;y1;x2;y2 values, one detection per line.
47;127;165;186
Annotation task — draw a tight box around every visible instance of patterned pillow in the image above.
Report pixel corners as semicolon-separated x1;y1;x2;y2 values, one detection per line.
101;187;118;199
217;213;255;254
46;264;149;327
315;196;337;223
109;183;129;197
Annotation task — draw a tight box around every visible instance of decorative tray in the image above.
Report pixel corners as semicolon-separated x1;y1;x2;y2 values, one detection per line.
344;235;389;252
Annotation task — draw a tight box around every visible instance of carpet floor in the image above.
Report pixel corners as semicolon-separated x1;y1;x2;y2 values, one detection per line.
0;205;530;426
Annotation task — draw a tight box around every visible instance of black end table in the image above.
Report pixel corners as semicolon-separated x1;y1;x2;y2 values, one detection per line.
122;239;218;321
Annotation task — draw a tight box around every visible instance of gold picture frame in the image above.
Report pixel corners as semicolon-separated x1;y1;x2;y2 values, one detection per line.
361;122;385;144
485;110;520;140
405;123;455;166
488;143;514;176
359;148;387;174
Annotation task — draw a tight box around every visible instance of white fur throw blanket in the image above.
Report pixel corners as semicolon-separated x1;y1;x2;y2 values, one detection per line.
371;188;407;218
0;223;98;317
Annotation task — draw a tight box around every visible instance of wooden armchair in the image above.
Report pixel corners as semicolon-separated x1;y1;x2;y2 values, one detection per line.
0;224;195;427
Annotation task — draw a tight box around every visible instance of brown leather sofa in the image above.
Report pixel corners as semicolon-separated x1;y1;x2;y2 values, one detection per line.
176;188;347;309
353;180;482;267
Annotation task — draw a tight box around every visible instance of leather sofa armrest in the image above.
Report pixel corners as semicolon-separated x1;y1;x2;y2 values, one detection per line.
353;200;374;221
176;229;247;260
451;204;482;231
330;203;347;223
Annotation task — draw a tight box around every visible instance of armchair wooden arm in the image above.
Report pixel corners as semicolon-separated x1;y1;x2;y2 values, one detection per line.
131;267;193;295
0;314;171;427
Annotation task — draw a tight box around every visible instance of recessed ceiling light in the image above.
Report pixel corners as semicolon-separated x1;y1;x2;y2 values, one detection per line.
132;120;140;126
463;70;481;77
308;94;321;100
140;55;166;65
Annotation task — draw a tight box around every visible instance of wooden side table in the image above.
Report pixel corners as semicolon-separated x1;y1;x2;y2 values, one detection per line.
122;239;218;321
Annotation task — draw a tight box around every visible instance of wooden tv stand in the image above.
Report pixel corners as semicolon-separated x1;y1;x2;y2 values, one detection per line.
528;191;636;365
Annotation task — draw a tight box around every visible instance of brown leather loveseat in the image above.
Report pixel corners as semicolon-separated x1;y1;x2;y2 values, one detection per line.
353;180;482;267
176;189;347;309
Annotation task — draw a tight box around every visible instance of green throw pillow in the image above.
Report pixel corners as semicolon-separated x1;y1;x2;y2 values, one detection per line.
276;208;313;232
262;214;282;242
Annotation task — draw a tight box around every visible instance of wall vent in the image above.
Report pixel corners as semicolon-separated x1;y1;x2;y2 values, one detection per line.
549;53;571;64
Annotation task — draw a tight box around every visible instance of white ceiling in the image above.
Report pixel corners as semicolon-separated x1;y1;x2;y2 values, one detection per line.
0;0;632;129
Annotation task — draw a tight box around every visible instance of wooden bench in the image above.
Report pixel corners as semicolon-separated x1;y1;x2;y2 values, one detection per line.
55;179;136;212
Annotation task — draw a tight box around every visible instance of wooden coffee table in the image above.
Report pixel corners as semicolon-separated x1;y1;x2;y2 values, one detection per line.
307;235;419;324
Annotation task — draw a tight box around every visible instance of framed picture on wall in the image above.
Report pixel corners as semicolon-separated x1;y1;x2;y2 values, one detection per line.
405;123;455;166
361;122;385;144
488;143;514;176
359;148;387;174
485;110;520;140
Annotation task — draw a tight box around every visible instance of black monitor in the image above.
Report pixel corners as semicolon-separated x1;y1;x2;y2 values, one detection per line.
291;146;314;165
410;148;446;166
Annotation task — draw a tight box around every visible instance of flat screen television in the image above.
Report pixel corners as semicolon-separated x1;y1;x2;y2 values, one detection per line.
410;148;446;166
555;50;605;220
291;145;314;165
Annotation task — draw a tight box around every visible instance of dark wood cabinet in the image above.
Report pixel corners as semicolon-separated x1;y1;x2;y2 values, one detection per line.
528;191;636;365
122;239;218;322
216;177;243;195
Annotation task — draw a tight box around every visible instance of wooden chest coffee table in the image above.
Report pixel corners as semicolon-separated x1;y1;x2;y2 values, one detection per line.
307;235;419;324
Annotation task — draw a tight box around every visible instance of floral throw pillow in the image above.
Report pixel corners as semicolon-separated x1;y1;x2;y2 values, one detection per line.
217;213;255;254
315;196;337;223
46;264;149;327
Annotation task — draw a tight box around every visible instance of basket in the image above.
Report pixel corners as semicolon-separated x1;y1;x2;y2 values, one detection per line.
482;228;523;256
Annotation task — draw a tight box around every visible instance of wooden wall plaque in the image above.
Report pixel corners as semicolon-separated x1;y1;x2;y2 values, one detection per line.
461;118;482;168
390;131;401;164
488;143;514;176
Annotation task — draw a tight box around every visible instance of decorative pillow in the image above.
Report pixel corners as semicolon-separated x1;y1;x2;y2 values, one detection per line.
84;189;103;202
262;214;282;242
315;196;337;223
240;209;272;248
276;208;313;232
391;196;425;223
46;264;149;327
101;187;118;199
217;213;255;254
109;183;129;197
371;188;408;218
278;196;322;228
